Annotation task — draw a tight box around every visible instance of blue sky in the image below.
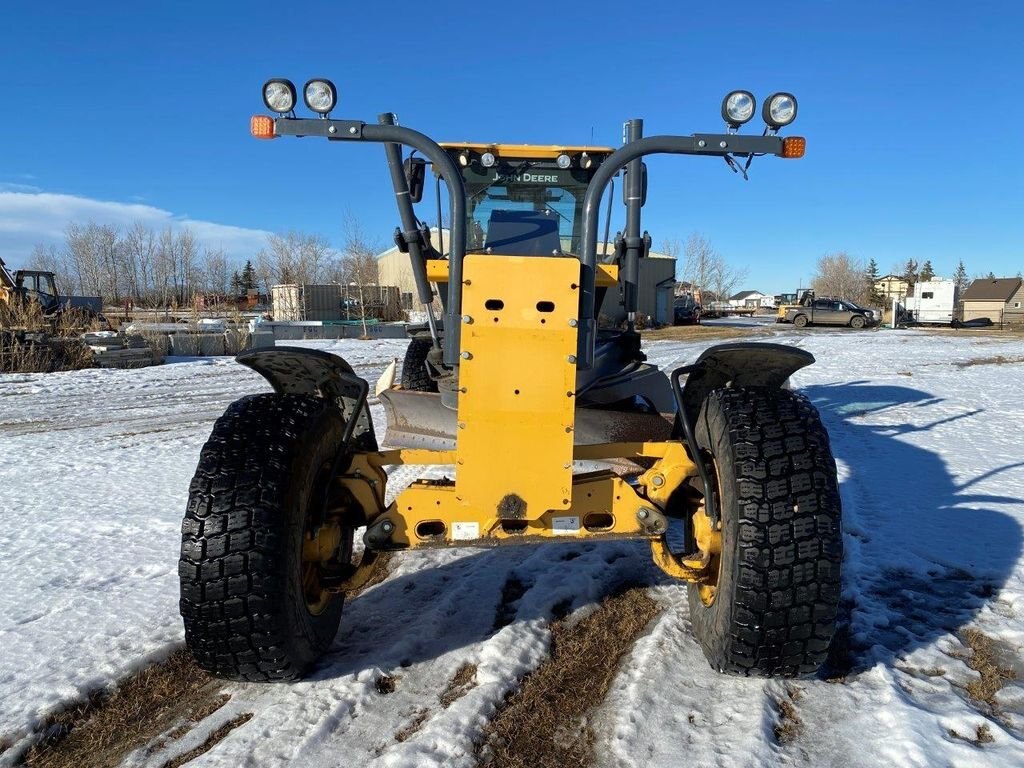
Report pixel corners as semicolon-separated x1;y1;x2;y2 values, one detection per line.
1;0;1021;294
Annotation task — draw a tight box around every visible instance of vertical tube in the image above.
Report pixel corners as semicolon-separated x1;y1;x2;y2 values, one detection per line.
378;113;440;349
623;120;644;332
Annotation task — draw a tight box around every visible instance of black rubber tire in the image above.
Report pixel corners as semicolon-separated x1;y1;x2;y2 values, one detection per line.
688;387;843;677
400;335;438;392
179;393;351;682
850;315;866;329
793;314;809;328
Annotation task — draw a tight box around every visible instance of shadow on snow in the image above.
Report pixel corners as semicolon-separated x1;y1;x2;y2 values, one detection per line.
804;379;1023;675
307;378;1022;681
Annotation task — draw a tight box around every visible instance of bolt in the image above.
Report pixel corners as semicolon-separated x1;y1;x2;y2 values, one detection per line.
637;508;649;520
567;355;577;364
564;462;571;469
568;318;578;327
462;315;473;324
381;520;395;533
328;125;337;134
697;139;706;148
651;474;665;488
459;387;468;393
458;422;466;429
461;351;472;360
719;140;727;149
348;126;358;135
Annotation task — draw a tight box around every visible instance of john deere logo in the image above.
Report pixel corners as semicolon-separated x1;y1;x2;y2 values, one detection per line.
492;172;560;184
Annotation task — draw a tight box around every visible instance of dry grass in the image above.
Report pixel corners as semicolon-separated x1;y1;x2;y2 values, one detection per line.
773;685;804;745
440;663;477;708
1;302;97;373
394;709;430;743
954;355;1024;369
948;723;995;747
375;674;398;695
643;324;764;342
477;586;661;768
347;552;394;599
21;651;221;768
961;628;1017;706
157;713;253;768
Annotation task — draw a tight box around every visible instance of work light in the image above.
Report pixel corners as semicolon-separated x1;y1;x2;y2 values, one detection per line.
263;79;297;115
303;79;337;115
481;151;497;168
556;153;572;169
721;91;756;127
763;92;798;128
579;152;593;170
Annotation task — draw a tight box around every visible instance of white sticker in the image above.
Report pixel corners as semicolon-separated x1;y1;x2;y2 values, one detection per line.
552;516;581;535
452;522;480;541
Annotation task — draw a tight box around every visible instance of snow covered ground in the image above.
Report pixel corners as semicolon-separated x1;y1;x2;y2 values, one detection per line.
1;328;1023;766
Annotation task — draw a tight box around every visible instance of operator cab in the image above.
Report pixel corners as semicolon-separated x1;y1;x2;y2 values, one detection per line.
440;144;614;257
14;270;60;313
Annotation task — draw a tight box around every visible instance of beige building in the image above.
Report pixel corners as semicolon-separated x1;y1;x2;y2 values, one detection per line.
875;274;909;301
960;277;1024;325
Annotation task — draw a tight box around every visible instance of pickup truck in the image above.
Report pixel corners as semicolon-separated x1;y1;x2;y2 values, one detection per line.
785;298;877;329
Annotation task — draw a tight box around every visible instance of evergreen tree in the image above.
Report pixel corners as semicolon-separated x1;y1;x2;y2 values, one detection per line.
865;258;883;304
241;260;258;292
920;260;935;281
230;270;243;297
987;271;997;280
902;258;919;285
953;260;968;293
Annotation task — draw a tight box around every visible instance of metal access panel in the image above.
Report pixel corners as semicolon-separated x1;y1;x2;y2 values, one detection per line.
456;254;579;519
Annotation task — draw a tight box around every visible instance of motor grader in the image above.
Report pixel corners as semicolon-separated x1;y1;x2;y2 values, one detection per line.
179;82;842;682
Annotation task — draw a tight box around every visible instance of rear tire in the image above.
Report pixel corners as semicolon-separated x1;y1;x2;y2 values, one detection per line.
400;335;438;392
179;393;364;681
688;387;843;677
793;314;809;328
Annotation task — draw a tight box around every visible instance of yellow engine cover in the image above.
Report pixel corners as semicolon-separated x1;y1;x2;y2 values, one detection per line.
455;254;579;519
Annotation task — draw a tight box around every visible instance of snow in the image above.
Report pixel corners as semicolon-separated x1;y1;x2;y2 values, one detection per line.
1;328;1023;766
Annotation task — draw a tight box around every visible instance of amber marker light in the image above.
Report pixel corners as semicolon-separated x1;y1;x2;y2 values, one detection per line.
782;136;806;158
250;115;277;140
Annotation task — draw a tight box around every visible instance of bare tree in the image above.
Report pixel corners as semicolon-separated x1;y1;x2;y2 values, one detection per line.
710;258;749;303
256;230;334;289
340;216;381;338
203;247;231;298
678;232;747;303
682;233;716;301
121;221;157;305
813;252;867;303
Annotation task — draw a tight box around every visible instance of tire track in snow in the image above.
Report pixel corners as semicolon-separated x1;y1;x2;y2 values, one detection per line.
593;584;779;768
180;543;658;767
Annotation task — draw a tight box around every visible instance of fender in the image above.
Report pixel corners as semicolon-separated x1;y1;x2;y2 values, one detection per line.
678;342;815;424
236;346;377;451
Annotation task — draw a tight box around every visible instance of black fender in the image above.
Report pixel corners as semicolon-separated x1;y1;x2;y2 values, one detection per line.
236;346;377;451
677;342;815;425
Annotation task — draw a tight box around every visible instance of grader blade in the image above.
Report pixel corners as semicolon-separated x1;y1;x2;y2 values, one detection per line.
379;388;673;451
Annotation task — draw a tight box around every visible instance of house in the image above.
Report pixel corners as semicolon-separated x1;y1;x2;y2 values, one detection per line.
729;290;773;308
875;274;909;301
960;277;1024;325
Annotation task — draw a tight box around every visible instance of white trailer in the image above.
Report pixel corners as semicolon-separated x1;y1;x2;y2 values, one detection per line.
905;279;958;325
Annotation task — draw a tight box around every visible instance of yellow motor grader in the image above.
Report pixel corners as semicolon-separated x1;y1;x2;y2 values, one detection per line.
179;82;842;682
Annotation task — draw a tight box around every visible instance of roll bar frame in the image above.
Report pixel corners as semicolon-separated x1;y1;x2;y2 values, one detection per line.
270;116;789;369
